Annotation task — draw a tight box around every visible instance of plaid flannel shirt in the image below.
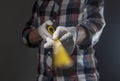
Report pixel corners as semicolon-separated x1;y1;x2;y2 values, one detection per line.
22;0;105;81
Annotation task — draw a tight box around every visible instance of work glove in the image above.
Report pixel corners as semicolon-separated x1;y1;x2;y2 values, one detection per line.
38;20;55;48
38;20;53;40
45;26;78;54
53;26;78;54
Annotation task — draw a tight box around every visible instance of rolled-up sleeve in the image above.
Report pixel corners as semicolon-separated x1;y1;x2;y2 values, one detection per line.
77;0;106;49
22;1;39;47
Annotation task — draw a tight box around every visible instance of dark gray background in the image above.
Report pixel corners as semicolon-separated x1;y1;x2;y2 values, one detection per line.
0;0;120;81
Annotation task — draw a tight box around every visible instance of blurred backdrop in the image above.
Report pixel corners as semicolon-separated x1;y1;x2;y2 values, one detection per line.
0;0;120;81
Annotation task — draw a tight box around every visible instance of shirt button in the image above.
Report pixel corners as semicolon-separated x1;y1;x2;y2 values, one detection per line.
47;69;50;72
53;19;56;22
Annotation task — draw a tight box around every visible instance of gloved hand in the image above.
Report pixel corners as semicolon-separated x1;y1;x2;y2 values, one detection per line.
52;26;78;54
38;20;53;40
38;20;55;48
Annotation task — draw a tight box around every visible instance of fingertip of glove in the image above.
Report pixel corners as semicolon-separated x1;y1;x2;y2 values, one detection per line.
46;20;53;25
44;44;48;48
44;43;53;48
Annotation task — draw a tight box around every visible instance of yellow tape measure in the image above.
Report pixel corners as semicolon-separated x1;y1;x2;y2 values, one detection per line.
47;25;73;68
47;25;55;35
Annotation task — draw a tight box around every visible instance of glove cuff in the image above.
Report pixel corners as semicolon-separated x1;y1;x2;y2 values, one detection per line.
68;27;78;45
67;27;78;54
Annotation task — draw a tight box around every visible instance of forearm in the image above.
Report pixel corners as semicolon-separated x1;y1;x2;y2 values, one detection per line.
28;28;42;45
76;26;86;45
76;0;105;49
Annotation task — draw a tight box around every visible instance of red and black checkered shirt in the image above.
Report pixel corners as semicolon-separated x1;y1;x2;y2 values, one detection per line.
22;0;105;81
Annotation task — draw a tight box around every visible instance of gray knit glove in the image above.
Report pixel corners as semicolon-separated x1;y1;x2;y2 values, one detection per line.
52;26;78;54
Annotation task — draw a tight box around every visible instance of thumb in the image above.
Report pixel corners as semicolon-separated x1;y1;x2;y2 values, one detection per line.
43;20;53;27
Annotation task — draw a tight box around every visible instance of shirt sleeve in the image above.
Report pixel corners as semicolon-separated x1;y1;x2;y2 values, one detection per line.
22;1;39;47
77;0;106;49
